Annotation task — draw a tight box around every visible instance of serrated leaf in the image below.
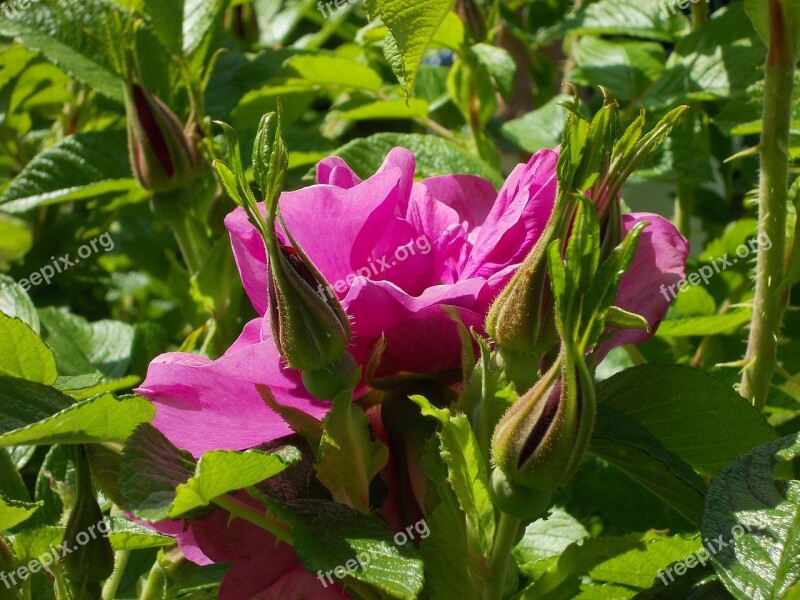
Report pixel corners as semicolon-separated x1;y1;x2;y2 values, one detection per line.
38;308;134;379
368;0;456;95
571;36;665;102
0;0;126;102
0;312;56;384
0;494;41;531
702;432;800;600
143;0;230;62
0;131;137;213
519;531;685;599
437;413;495;557
119;424;197;522
120;424;295;521
513;508;589;565
276;498;425;600
420;438;484;599
554;0;685;42
643;4;766;109
172;448;297;517
317;391;389;514
11;517;172;562
597;365;776;476
0;275;39;333
333;133;502;186
0;389;154;447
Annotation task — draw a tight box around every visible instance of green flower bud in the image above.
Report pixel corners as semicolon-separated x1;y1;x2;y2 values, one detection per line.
62;446;114;600
491;347;595;492
255;114;351;372
124;82;201;193
486;230;559;378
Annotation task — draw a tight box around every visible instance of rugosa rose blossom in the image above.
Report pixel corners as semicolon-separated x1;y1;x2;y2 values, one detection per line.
135;147;688;599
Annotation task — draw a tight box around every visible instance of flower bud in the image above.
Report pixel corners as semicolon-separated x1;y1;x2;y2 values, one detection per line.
486;228;559;384
491;347;595;493
124;82;201;192
254;114;352;372
62;445;114;600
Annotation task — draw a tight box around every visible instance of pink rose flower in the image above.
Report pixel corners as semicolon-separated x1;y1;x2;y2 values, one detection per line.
135;147;688;599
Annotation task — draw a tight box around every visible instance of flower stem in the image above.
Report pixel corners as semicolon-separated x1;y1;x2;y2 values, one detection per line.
212;494;292;544
740;0;795;410
690;1;708;29
171;213;209;275
485;512;522;600
138;560;167;600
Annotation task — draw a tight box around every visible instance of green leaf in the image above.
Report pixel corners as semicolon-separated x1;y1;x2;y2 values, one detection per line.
143;0;231;62
0;213;32;265
519;531;699;599
172;448;297;517
39;308;134;379
500;95;572;154
0;275;39;333
119;424;197;522
35;445;69;526
0;312;57;384
332;133;502;186
0;131;138;214
0;388;154;447
105;516;175;550
0;494;41;531
702;432;800;599
412;396;494;576
591;408;707;524
554;0;685;42
0;1;126;102
420;438;484;599
120;424;297;520
643;4;766;109
656;309;754;337
283;54;384;92
596;365;776;476
11;518;172;562
337;98;430;121
513;508;589;566
276;498;425;600
571;37;665;102
471;44;516;100
317;391;389;514
0;375;72;437
368;0;456;95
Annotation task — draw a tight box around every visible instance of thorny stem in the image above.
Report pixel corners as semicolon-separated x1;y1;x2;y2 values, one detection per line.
740;0;795;410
